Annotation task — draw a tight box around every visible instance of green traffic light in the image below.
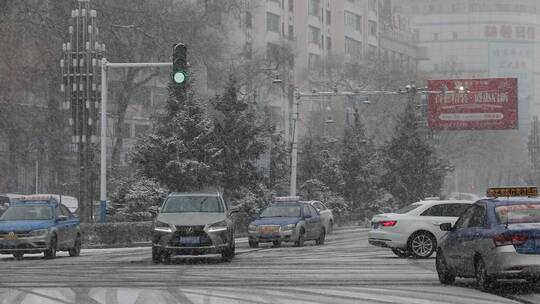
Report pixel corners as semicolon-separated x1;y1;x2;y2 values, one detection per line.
174;71;186;84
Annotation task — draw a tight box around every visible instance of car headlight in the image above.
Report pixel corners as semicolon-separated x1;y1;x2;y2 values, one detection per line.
29;229;49;236
208;220;228;233
248;224;257;231
153;220;173;233
281;223;296;231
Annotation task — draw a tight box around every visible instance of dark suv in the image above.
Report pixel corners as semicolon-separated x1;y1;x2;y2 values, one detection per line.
151;192;238;263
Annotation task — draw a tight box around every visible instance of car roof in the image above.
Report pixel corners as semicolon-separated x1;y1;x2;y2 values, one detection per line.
12;200;58;206
168;192;220;197
413;199;474;207
480;197;540;206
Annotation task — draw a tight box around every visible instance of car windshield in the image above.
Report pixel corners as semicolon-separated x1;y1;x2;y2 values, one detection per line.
161;196;224;213
260;205;301;217
0;205;53;221
393;204;422;214
495;203;540;224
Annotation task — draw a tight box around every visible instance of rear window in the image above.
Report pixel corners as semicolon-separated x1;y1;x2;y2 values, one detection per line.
495;204;540;224
394;204;421;214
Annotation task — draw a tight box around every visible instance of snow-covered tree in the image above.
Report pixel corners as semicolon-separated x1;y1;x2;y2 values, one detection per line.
210;78;271;199
130;79;217;192
381;101;450;207
109;177;168;222
339;120;382;215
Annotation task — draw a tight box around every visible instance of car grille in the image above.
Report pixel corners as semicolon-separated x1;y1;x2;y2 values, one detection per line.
170;225;212;247
258;225;281;234
0;231;32;239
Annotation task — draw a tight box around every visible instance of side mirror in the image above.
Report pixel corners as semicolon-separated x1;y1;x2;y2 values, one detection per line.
304;213;312;219
316;208;321;214
229;206;240;215
440;223;453;231
148;206;159;216
57;215;69;222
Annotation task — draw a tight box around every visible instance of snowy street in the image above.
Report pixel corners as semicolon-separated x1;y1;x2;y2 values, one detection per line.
1;227;539;304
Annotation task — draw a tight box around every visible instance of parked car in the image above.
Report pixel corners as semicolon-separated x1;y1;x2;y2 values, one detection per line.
0;194;81;260
151;192;238;263
436;187;540;291
0;193;22;216
368;199;473;258
304;200;334;234
248;197;326;248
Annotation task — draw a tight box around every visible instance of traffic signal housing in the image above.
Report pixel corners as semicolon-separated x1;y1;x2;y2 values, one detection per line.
172;43;187;85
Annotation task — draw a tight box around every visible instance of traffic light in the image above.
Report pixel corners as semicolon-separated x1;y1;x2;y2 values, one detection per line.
172;43;187;85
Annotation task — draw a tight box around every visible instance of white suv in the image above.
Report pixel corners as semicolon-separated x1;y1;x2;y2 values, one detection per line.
368;199;473;258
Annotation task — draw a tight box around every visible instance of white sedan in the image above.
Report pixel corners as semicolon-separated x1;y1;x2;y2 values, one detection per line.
304;201;334;234
368;199;473;258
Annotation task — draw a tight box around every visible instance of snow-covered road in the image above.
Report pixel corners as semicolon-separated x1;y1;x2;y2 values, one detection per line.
0;227;539;304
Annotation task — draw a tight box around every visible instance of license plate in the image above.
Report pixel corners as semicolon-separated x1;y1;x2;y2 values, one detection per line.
260;227;278;234
179;236;200;245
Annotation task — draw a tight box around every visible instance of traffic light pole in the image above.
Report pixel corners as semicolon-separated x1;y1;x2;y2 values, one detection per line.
99;58;172;222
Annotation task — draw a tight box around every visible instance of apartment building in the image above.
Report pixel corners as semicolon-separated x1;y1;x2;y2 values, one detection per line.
404;0;540;137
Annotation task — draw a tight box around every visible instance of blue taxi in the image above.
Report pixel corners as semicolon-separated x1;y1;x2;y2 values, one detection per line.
436;187;540;290
247;196;326;248
0;195;81;260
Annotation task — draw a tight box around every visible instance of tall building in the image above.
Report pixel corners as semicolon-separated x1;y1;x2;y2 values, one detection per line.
225;0;418;141
404;0;540;137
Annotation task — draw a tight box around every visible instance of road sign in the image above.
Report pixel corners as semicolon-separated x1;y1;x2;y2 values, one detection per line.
427;78;518;130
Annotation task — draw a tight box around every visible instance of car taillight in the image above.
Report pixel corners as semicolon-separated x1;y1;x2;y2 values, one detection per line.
380;220;397;227
493;234;528;246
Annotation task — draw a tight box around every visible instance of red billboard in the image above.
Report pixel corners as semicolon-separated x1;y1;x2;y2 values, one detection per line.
427;78;518;130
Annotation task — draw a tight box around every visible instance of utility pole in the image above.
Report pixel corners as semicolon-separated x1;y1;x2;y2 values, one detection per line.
61;0;104;222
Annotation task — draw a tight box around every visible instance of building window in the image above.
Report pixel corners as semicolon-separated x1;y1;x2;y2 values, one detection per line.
433;33;439;40
308;25;320;46
326;37;332;51
245;11;252;28
308;0;320;18
345;36;362;57
266;42;281;60
368;44;377;57
369;20;377;36
368;0;377;12
452;32;458;39
344;11;361;32
308;53;321;70
266;12;280;33
244;42;252;59
326;10;331;25
288;25;294;40
288;0;293;12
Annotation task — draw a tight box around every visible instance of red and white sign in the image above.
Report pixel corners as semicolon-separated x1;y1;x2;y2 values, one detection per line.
427;78;518;130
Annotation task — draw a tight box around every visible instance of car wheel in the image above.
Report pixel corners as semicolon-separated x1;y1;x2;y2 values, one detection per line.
475;257;494;291
315;228;326;245
69;235;81;257
409;232;436;259
162;251;172;264
44;235;57;259
436;249;455;284
295;229;305;247
272;240;281;247
13;252;24;260
152;246;161;264
221;243;234;262
391;248;411;258
248;240;259;248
